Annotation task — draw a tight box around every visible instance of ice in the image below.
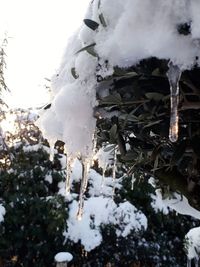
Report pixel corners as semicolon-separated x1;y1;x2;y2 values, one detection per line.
76;158;91;220
100;167;106;192
131;173;136;190
112;146;117;195
167;63;182;142
65;156;74;195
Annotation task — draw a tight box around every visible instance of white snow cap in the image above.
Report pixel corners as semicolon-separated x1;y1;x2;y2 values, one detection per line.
95;0;200;69
37;0;200;162
54;252;73;263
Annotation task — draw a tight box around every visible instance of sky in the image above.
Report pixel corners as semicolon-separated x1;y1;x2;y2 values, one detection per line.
0;0;90;108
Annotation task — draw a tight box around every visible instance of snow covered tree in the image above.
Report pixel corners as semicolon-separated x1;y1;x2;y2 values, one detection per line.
0;109;68;267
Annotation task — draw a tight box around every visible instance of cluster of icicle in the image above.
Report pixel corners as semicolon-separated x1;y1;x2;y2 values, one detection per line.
65;140;118;221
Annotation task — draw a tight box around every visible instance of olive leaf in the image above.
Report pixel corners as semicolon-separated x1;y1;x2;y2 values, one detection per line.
113;66;138;77
109;124;118;143
145;92;164;101
76;43;98;57
83;19;99;31
99;13;107;27
103;144;116;152
71;67;79;79
100;93;122;105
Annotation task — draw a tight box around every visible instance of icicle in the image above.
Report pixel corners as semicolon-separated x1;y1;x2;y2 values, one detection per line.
82;159;90;193
100;167;106;193
131;173;136;190
76;158;91;221
49;140;55;161
167;63;182;143
112;146;117;195
187;258;192;267
76;195;84;221
92;130;97;158
65;156;74;195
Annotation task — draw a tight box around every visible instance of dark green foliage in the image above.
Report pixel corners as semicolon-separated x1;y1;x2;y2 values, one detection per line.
0;145;68;267
96;58;200;211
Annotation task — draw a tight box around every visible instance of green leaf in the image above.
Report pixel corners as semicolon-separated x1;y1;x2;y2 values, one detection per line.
98;0;101;8
145;92;164;101
99;13;107;27
113;67;138;77
100;93;122;105
86;46;99;57
71;67;79;79
83;19;99;31
43;103;51;110
103;144;116;152
121;152;137;162
109;124;118;143
76;43;96;54
151;68;165;77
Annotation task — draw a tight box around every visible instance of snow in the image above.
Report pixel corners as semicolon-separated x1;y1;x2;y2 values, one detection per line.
36;0;200;252
152;189;200;220
38;0;200;166
54;252;73;263
64;196;147;251
185;227;200;260
62;166;147;251
95;0;200;69
0;204;6;223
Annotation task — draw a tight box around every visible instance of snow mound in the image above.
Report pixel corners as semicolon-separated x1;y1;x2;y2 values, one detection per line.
64;196;147;251
54;252;73;263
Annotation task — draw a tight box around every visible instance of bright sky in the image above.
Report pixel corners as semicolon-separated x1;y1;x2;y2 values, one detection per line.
0;0;89;108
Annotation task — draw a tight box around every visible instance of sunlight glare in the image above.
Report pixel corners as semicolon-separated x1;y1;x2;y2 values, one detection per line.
0;0;90;108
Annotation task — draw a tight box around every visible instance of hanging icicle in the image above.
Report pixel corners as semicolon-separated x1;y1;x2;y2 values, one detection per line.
112;146;118;195
76;158;91;220
131;173;136;190
82;159;91;193
65;156;74;195
167;63;182;143
100;167;106;194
